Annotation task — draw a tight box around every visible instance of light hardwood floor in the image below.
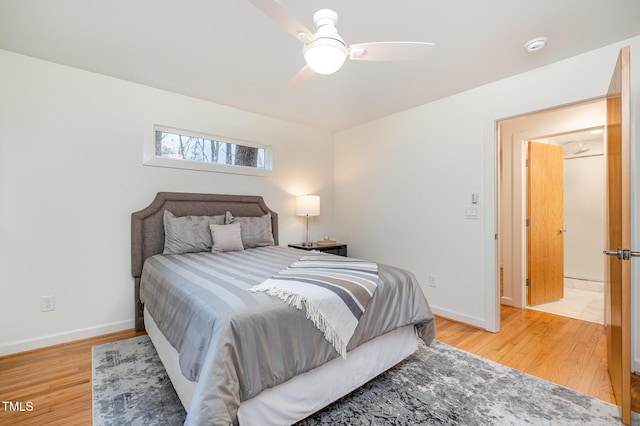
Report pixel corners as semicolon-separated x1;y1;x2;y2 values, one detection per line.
437;306;640;415
0;307;637;425
0;329;145;426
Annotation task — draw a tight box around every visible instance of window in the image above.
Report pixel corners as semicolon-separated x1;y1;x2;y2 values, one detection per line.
155;130;268;169
143;121;273;176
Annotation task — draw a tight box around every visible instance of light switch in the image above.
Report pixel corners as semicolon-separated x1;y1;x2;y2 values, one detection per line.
471;192;479;204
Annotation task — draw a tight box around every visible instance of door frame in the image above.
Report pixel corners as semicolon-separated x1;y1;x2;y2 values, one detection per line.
498;99;607;309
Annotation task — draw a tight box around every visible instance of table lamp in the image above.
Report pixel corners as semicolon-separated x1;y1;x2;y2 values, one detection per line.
296;195;320;247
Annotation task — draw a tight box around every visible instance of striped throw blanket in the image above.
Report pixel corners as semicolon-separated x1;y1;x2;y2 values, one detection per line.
249;252;378;358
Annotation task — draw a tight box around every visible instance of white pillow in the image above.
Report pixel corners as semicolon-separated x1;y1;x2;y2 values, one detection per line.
210;222;244;253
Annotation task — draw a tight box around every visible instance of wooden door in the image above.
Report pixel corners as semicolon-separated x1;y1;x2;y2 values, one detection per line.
604;46;631;425
527;141;564;305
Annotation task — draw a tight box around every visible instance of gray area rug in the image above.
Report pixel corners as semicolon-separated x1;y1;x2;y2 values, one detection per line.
93;335;634;425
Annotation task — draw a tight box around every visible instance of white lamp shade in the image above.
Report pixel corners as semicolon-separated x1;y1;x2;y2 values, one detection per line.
296;195;320;216
303;38;347;75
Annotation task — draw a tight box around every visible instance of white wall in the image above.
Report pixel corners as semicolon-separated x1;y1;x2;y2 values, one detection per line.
0;50;334;355
335;94;489;328
334;36;640;369
564;152;605;281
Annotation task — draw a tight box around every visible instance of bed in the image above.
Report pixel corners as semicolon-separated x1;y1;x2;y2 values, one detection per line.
131;192;436;425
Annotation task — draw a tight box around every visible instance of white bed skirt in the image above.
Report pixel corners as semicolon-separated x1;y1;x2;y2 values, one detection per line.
144;308;418;425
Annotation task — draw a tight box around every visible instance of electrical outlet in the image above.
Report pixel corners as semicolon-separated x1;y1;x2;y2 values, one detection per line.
465;207;479;219
41;295;55;312
428;275;437;288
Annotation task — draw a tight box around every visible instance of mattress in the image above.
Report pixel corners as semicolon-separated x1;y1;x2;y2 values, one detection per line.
140;246;435;425
145;307;419;425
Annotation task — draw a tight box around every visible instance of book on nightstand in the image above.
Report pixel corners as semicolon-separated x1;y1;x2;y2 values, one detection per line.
316;240;337;246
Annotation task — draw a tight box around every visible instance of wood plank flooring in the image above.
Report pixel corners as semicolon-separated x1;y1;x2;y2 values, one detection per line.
0;307;637;425
437;306;640;414
0;329;145;426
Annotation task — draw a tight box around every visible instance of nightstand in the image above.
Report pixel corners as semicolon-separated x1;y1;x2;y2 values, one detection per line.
288;242;348;257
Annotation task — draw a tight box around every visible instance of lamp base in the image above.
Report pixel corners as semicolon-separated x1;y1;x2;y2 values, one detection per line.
301;241;314;248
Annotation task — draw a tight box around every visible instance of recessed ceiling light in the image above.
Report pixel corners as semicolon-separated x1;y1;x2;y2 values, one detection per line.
525;37;547;53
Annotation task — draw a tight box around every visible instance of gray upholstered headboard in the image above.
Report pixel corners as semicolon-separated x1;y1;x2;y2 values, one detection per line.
131;192;279;330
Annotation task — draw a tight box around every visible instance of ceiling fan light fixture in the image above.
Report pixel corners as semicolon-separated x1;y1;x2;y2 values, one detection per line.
303;38;347;75
248;3;435;88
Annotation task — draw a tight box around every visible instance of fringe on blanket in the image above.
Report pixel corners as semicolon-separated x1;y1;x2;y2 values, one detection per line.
251;285;349;359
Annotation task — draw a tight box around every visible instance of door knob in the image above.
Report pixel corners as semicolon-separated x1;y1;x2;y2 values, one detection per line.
602;249;640;260
603;249;622;259
604;249;640;260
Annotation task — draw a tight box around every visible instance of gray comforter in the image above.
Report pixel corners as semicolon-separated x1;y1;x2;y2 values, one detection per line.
140;246;435;425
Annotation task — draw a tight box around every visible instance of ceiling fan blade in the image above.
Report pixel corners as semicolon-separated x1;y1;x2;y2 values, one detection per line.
348;41;435;61
288;65;315;90
247;0;314;43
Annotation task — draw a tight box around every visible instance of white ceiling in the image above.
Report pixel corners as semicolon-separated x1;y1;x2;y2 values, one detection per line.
544;129;605;158
1;0;640;132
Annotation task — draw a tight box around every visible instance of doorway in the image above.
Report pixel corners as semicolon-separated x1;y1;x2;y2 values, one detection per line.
496;47;633;424
525;128;605;323
498;98;606;312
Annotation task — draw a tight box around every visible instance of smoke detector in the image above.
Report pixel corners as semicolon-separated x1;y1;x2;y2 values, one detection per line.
525;37;547;53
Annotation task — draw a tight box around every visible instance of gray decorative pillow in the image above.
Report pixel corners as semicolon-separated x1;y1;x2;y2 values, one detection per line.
163;210;225;255
225;211;275;248
210;223;244;253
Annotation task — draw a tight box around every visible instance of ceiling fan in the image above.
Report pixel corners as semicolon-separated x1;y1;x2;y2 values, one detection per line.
247;0;435;89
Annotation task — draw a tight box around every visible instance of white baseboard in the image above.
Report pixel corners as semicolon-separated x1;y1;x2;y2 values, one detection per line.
430;306;490;331
0;319;134;356
500;296;514;306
